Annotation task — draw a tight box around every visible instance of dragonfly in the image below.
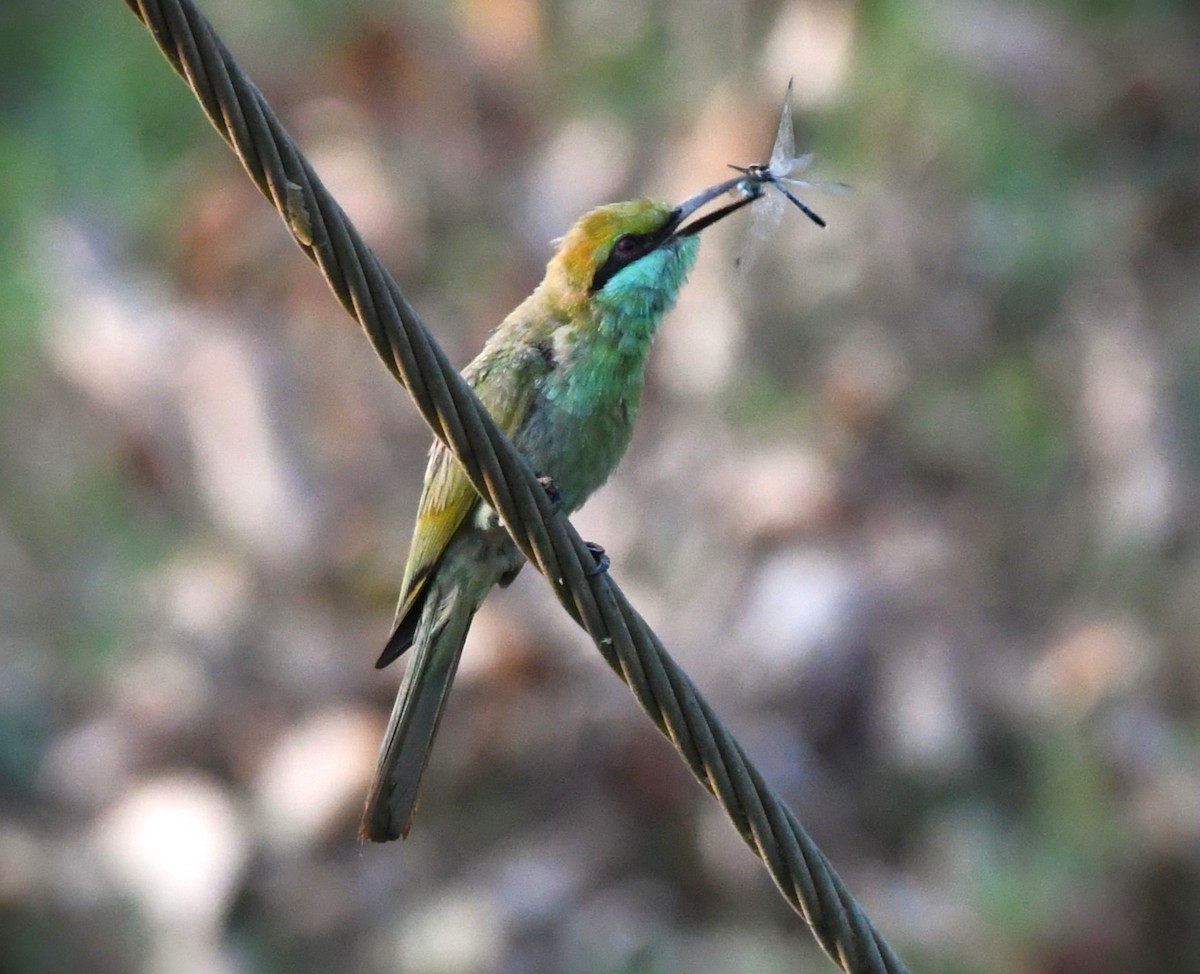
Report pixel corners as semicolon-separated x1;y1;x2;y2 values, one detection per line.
729;79;849;267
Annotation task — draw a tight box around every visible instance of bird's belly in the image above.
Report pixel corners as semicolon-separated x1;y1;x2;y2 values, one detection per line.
517;394;634;514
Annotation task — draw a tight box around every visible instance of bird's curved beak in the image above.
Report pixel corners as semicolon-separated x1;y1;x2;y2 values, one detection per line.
670;175;759;238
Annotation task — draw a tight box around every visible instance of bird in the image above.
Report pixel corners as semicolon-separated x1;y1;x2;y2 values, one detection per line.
360;176;756;842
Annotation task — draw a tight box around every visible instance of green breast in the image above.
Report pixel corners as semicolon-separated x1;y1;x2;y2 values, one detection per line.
515;309;652;512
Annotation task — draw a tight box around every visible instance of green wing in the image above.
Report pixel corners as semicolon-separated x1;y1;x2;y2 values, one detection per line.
378;335;548;664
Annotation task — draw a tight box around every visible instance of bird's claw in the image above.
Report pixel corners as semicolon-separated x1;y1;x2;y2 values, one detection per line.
584;541;610;576
537;474;562;512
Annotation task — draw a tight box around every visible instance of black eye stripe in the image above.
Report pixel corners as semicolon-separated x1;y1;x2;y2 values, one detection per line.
589;231;659;293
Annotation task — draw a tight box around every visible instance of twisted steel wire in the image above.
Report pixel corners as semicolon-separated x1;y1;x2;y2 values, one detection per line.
121;2;913;970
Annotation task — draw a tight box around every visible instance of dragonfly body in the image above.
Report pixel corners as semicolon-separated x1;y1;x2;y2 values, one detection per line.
734;160;828;228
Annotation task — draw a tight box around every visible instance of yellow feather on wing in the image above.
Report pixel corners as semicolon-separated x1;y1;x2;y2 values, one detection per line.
377;329;552;666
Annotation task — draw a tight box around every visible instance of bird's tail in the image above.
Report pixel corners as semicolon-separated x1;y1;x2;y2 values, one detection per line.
359;586;475;842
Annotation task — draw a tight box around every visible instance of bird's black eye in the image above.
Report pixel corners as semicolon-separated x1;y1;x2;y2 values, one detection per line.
614;234;639;257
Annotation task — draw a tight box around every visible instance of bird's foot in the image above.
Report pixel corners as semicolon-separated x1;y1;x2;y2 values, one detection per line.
537;474;562;512
584;541;610;576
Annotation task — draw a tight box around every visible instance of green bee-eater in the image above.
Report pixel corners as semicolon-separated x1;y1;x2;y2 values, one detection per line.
361;177;755;842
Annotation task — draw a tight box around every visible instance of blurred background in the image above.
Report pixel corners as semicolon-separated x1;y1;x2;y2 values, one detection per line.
3;0;1200;971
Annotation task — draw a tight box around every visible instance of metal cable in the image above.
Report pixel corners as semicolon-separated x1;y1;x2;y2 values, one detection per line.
122;2;913;970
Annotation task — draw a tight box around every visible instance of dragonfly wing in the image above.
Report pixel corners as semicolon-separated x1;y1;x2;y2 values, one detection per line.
768;79;796;173
735;187;787;273
773;151;814;180
779;175;853;195
747;187;786;241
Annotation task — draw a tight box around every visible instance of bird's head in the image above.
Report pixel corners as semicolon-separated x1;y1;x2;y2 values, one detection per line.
543;176;753;316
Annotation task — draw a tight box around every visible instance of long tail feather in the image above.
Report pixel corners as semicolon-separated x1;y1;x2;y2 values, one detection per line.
360;588;474;842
